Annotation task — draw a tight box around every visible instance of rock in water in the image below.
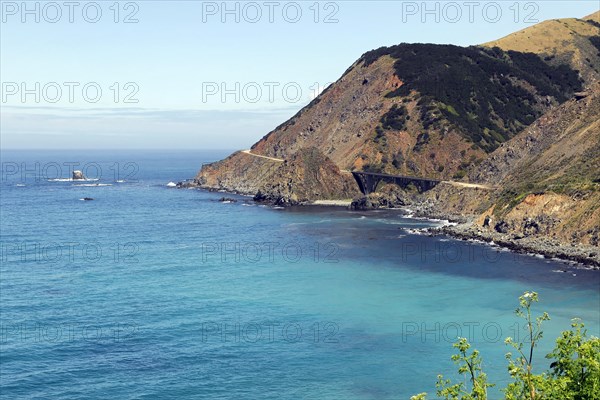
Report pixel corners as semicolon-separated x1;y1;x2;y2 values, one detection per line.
83;197;94;201
73;170;86;180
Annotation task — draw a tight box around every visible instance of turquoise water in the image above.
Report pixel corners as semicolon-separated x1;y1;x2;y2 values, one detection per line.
1;150;599;399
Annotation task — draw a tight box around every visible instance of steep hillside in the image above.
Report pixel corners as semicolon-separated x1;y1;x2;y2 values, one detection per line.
467;84;600;246
483;11;600;88
472;84;600;188
196;16;593;200
188;12;600;261
254;147;360;205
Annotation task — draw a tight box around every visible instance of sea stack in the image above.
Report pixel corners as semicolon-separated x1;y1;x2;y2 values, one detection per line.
73;170;86;180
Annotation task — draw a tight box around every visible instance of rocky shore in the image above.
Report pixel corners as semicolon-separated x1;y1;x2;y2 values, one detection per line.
430;222;600;270
177;181;600;270
377;190;600;269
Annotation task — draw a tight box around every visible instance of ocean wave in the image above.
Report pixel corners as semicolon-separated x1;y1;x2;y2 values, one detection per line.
405;228;427;235
48;178;99;182
73;183;112;187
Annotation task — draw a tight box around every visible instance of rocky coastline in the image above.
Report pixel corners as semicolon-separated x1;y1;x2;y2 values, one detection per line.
177;180;599;269
351;191;599;269
431;223;600;270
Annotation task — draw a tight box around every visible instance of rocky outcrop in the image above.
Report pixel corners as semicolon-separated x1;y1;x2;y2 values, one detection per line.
435;223;600;268
253;147;360;205
73;170;85;180
476;192;600;247
350;184;412;210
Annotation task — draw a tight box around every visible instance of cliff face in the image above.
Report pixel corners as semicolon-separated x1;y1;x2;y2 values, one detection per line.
254;147;360;205
478;192;600;247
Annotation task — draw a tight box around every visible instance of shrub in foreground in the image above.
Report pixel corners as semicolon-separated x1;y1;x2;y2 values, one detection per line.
411;292;600;400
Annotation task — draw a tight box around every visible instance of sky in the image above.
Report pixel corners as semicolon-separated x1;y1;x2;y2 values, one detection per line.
1;1;599;149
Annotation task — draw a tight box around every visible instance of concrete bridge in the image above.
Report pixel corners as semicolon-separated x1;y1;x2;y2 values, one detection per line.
352;171;441;194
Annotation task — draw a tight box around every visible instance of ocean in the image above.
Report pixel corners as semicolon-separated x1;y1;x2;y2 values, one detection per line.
1;150;599;399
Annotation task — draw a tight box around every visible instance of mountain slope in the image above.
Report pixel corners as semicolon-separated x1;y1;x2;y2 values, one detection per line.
472;83;600;189
196;18;596;201
483;11;600;88
454;83;599;246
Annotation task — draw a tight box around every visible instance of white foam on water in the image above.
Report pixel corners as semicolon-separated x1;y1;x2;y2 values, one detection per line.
48;178;99;182
405;228;427;235
166;182;177;187
73;183;112;187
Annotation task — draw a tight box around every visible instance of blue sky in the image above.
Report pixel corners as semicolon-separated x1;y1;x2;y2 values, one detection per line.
1;1;599;149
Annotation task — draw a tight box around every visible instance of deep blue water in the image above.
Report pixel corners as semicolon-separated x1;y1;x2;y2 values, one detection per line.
1;150;599;399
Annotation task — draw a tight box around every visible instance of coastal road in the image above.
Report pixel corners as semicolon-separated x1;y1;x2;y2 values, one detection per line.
440;181;495;190
241;150;284;162
241;150;494;190
242;149;353;174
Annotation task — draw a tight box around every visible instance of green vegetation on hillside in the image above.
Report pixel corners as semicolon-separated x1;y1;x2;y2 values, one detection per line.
380;104;409;131
411;292;600;400
360;44;582;152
